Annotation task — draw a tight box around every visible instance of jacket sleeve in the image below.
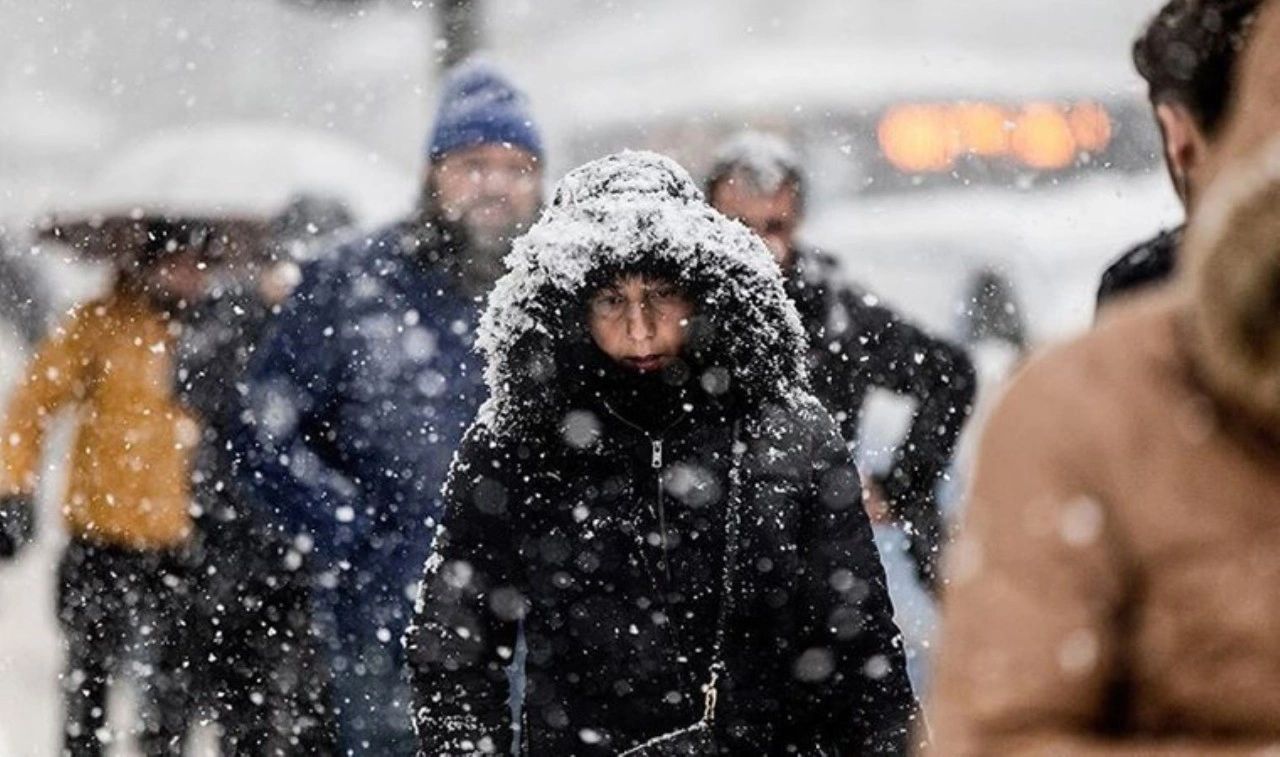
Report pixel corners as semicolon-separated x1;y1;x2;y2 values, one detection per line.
784;401;920;755
923;361;1261;757
845;294;976;585
0;307;91;495
233;262;369;560
406;426;522;756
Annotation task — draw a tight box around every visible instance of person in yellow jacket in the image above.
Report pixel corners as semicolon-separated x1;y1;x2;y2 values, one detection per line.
0;220;210;757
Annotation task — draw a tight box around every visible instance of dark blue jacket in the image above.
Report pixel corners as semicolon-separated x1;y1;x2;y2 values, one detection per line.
236;219;486;609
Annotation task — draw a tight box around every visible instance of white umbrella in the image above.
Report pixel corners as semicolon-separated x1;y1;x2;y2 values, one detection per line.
66;121;416;227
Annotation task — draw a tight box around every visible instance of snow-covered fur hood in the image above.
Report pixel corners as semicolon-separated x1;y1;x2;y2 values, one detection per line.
475;150;808;438
1184;135;1280;431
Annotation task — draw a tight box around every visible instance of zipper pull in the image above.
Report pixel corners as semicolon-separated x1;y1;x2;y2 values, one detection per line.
651;439;663;469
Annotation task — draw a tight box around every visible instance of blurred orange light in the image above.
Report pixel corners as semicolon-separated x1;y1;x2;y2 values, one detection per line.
878;100;1110;174
953;103;1009;157
1010;104;1077;170
1067;100;1113;153
878;105;955;173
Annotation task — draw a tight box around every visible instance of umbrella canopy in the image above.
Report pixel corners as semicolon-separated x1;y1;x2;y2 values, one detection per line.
39;214;268;266
79;122;415;223
40;122;417;260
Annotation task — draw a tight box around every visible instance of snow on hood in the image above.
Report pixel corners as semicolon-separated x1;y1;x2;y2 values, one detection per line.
476;150;808;438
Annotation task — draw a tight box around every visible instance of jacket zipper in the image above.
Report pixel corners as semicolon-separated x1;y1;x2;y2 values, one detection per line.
652;439;668;556
603;401;704;697
603;403;684;575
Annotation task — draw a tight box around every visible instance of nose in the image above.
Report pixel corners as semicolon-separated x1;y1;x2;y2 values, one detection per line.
624;301;656;342
480;168;512;194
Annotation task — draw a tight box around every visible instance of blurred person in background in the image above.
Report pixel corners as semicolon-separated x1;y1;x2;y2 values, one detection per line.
0;223;212;756
174;196;353;754
954;266;1029;467
234;59;544;756
408;151;916;756
925;3;1280;752
1096;0;1263;308
707;132;976;594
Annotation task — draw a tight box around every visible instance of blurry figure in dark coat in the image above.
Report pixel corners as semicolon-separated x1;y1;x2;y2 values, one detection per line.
234;60;544;756
707;132;975;592
174;195;354;754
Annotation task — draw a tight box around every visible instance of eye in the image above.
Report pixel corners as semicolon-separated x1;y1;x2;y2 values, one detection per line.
649;285;684;304
590;291;626;316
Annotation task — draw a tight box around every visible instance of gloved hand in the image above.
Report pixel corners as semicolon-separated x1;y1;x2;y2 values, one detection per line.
0;493;36;560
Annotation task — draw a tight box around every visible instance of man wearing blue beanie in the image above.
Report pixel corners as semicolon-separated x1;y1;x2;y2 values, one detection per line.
233;57;543;757
426;58;544;286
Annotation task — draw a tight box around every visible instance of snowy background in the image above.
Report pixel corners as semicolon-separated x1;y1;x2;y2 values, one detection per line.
0;0;1182;754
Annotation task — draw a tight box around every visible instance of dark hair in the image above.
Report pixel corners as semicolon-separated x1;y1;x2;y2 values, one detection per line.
1133;0;1263;137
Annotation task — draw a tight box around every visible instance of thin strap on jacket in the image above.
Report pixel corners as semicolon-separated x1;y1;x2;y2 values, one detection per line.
705;419;745;723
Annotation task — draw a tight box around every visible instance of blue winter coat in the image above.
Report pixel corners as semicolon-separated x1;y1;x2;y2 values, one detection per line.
236;219;486;620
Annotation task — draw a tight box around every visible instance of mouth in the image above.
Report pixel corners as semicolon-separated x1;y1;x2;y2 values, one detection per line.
624;355;667;372
469;200;514;217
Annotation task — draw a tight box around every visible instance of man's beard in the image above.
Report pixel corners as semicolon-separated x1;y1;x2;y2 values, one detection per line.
455;207;532;290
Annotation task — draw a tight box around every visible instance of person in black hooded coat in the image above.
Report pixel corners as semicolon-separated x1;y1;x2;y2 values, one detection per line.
406;152;917;756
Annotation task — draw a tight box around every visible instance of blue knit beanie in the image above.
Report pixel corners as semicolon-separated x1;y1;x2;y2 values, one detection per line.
427;58;543;162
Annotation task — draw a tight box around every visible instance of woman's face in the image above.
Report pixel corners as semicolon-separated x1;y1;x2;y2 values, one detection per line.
587;275;694;373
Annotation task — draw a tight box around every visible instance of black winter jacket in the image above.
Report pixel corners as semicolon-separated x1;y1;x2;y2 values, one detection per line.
406;152;916;756
411;391;914;755
1095;226;1181;312
786;247;975;589
175;286;284;576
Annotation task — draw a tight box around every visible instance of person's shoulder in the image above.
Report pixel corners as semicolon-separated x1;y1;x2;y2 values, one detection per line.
455;418;549;468
1115;226;1181;272
43;297;108;340
445;419;548;496
1097;226;1182;306
793;245;842;277
792;245;897;324
291;220;424;304
79;293;151;325
324;222;411;275
753;390;842;447
1003;290;1187;429
68;295;113;319
793;245;853;299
